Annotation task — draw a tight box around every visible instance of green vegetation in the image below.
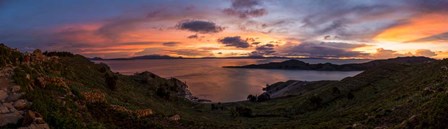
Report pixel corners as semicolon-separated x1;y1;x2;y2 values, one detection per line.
1;44;448;128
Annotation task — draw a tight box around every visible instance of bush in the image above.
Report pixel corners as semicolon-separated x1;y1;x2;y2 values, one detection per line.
347;92;355;100
309;95;322;107
105;73;118;91
43;51;74;57
156;87;170;99
257;93;270;102
247;94;257;102
233;106;253;117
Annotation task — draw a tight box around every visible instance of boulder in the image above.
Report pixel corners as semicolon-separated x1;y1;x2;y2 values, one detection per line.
0;104;9;113
0;112;23;126
14;99;28;110
0;90;7;101
6;92;24;102
169;114;181;121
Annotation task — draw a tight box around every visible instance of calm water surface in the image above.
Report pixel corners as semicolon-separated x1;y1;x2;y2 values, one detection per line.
97;59;369;102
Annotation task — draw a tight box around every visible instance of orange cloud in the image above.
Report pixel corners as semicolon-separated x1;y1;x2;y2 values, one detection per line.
374;13;448;43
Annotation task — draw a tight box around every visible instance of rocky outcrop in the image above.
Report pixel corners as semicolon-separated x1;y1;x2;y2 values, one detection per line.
0;66;49;128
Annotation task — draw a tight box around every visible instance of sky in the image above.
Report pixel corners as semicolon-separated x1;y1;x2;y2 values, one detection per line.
0;0;447;59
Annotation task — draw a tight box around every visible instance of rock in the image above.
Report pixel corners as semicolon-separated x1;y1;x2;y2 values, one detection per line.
20;111;49;129
14;99;28;109
22;110;38;126
81;91;106;103
18;123;50;129
0;90;7;102
0;112;23;126
0;104;10;113
110;105;131;113
3;102;14;109
169;114;181;121
11;85;21;92
6;92;24;102
134;109;153;118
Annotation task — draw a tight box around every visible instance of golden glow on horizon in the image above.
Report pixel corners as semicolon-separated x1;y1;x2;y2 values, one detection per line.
374;13;448;43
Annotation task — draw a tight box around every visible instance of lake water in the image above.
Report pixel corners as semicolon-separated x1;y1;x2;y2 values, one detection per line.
97;59;369;102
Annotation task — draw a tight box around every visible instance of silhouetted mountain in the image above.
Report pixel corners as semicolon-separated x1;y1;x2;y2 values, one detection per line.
224;56;436;71
105;55;184;60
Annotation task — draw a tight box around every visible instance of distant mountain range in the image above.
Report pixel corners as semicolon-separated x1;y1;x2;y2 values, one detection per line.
90;55;323;60
223;56;436;71
90;55;184;60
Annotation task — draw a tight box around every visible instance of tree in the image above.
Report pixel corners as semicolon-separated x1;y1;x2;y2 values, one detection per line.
247;94;257;102
257;93;270;102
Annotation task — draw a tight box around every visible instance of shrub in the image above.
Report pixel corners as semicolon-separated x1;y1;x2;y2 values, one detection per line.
257;93;270;102
105;73;118;91
347;92;355;100
247;94;257;102
309;95;322;107
43;51;74;57
234;106;253;117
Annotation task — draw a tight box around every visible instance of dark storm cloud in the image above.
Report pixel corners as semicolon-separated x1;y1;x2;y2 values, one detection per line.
406;32;448;43
223;0;267;18
285;42;368;58
162;42;179;46
177;20;224;34
217;36;250;48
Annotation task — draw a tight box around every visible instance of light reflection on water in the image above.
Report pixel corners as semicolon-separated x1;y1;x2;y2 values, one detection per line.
97;59;368;102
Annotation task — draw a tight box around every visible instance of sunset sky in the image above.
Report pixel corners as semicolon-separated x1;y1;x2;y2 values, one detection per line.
1;0;447;59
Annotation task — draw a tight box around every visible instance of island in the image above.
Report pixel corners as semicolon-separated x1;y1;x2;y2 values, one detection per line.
223;56;435;71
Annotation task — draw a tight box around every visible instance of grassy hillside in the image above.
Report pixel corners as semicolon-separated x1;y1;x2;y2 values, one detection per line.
1;44;448;129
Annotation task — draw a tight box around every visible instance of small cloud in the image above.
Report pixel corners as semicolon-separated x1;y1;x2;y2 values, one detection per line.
162;42;179;46
169;49;212;56
135;48;163;56
285;41;368;58
223;0;267;18
177;20;224;34
250;43;276;56
415;49;437;57
187;34;199;39
370;48;413;59
218;36;250;48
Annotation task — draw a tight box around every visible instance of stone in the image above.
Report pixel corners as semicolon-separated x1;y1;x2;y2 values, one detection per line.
22;110;46;126
0;90;7;101
14;99;28;110
11;85;21;93
81;91;106;103
0;112;23;126
22;110;37;126
6;92;24;102
134;109;153;118
18;123;50;129
169;114;181;121
0;104;9;113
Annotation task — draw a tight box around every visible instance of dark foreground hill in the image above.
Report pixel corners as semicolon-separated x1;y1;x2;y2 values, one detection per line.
223;57;435;71
1;44;448;129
